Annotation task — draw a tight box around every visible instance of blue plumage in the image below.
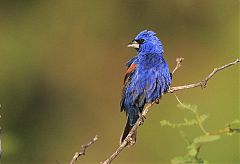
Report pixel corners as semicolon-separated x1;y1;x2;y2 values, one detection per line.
120;30;172;143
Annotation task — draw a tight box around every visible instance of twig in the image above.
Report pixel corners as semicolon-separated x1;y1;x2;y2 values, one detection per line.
179;130;192;145
101;58;239;163
168;58;240;93
101;103;153;164
195;112;209;135
70;135;98;164
176;97;209;135
172;58;184;74
208;127;240;135
174;93;183;105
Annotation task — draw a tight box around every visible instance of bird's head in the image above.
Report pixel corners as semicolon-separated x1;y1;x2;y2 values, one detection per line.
128;30;164;54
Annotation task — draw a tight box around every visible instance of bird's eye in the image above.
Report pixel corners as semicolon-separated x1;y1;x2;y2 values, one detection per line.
138;39;145;44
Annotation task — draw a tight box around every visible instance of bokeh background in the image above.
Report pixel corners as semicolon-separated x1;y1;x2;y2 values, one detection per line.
0;0;239;163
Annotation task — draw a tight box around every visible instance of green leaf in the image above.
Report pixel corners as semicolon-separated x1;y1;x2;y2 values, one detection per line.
177;103;198;113
199;114;209;122
229;119;240;125
193;135;220;144
171;156;191;164
188;148;197;157
160;120;168;126
183;118;198;126
160;120;175;128
160;118;198;128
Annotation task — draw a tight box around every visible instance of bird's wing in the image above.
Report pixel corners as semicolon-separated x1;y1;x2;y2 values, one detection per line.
126;55;138;67
120;63;138;112
124;63;137;84
124;55;138;84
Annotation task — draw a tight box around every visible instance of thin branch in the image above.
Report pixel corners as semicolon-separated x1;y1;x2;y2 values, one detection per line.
102;58;239;164
195;112;209;135
179;130;192;145
101;103;153;164
175;96;209;135
168;58;240;93
172;58;184;74
208;127;240;135
101;58;185;164
174;93;183;105
70;135;98;164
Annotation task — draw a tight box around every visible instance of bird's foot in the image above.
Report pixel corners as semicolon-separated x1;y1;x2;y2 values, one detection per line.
155;98;160;104
127;137;136;147
138;112;145;126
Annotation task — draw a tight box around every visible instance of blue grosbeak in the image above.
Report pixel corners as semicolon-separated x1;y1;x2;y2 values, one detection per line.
120;30;172;144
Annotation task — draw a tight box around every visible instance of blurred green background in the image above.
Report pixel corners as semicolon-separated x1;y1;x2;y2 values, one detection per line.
0;0;239;163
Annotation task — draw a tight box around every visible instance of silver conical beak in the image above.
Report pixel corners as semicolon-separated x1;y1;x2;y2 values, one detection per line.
127;40;139;49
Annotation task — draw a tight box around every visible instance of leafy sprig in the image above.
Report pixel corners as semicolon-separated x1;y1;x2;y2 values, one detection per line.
160;102;240;164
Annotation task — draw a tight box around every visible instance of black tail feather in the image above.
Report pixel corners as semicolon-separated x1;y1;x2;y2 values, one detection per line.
120;118;137;145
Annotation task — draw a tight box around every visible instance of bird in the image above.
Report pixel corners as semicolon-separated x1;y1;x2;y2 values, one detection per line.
120;30;172;145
